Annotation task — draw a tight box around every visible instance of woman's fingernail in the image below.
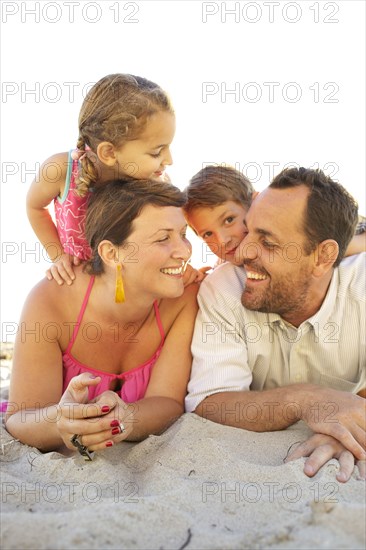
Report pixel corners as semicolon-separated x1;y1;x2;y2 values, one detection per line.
101;406;110;413
110;419;119;428
89;375;98;379
106;441;113;448
111;428;120;435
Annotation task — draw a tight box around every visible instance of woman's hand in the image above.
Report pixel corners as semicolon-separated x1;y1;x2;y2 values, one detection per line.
57;374;134;454
285;433;366;482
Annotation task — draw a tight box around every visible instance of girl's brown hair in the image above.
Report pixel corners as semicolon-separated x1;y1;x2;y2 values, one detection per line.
76;74;173;196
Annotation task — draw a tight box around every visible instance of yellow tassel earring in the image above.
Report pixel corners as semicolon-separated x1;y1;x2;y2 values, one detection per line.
115;264;125;303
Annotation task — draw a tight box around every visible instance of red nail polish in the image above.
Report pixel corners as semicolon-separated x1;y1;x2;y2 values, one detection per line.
106;441;113;447
110;419;119;427
101;406;110;413
111;427;120;435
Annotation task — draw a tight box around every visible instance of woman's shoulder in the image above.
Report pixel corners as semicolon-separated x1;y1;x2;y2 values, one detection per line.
181;281;200;303
158;283;199;324
21;268;91;322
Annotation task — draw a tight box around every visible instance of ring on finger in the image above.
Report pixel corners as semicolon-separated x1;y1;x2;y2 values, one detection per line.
70;434;94;461
119;422;126;434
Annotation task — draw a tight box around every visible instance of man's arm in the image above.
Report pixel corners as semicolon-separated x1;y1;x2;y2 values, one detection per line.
195;385;305;431
185;264;252;414
195;384;366;460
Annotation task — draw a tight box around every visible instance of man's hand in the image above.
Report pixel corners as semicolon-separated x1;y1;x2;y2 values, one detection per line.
285;433;366;482
300;387;366;461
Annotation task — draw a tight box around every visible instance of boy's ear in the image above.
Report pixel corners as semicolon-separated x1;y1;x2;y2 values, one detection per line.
96;142;117;166
252;191;260;200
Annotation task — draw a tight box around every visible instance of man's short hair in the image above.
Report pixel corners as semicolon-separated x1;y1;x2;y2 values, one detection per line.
270;167;358;267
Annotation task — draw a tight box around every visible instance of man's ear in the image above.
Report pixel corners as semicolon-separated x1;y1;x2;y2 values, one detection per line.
98;240;119;267
96;142;117;166
312;239;339;277
252;191;260;200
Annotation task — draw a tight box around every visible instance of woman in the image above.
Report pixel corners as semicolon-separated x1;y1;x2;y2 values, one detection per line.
5;179;198;458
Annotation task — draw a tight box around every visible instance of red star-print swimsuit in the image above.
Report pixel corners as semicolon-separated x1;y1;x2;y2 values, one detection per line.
54;151;92;260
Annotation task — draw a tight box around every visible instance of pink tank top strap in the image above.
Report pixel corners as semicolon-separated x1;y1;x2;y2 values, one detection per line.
153;300;165;344
69;157;79;189
66;276;95;354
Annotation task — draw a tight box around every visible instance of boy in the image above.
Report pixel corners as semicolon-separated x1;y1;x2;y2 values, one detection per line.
184;165;255;268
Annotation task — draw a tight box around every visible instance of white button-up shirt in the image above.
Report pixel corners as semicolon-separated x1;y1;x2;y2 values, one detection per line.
185;253;366;412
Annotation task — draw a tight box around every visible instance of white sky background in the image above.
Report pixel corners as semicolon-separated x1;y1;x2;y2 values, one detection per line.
1;0;365;341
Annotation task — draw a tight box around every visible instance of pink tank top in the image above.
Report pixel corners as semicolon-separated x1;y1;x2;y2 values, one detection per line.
54;150;92;260
62;277;165;403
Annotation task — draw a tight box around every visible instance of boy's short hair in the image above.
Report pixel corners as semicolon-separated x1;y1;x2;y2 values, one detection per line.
184;165;254;215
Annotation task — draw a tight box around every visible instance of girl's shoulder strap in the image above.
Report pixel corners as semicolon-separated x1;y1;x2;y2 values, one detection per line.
57;150;77;203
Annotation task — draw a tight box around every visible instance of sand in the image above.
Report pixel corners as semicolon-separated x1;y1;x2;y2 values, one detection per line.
1;407;365;550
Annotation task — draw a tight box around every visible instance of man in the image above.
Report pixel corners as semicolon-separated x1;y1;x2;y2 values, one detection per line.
186;167;365;481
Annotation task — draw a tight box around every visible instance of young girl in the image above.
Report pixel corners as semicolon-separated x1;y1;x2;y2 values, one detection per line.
26;73;175;286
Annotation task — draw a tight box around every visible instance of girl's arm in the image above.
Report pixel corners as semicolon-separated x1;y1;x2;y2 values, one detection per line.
26;152;67;260
26;152;77;284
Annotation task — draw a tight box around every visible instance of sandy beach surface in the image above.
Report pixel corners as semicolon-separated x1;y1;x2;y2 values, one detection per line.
1;407;365;550
1;346;365;550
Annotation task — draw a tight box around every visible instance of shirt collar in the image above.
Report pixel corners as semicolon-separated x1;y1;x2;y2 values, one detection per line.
306;268;338;329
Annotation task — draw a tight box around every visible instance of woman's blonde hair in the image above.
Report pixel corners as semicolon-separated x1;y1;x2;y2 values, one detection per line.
75;74;173;196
